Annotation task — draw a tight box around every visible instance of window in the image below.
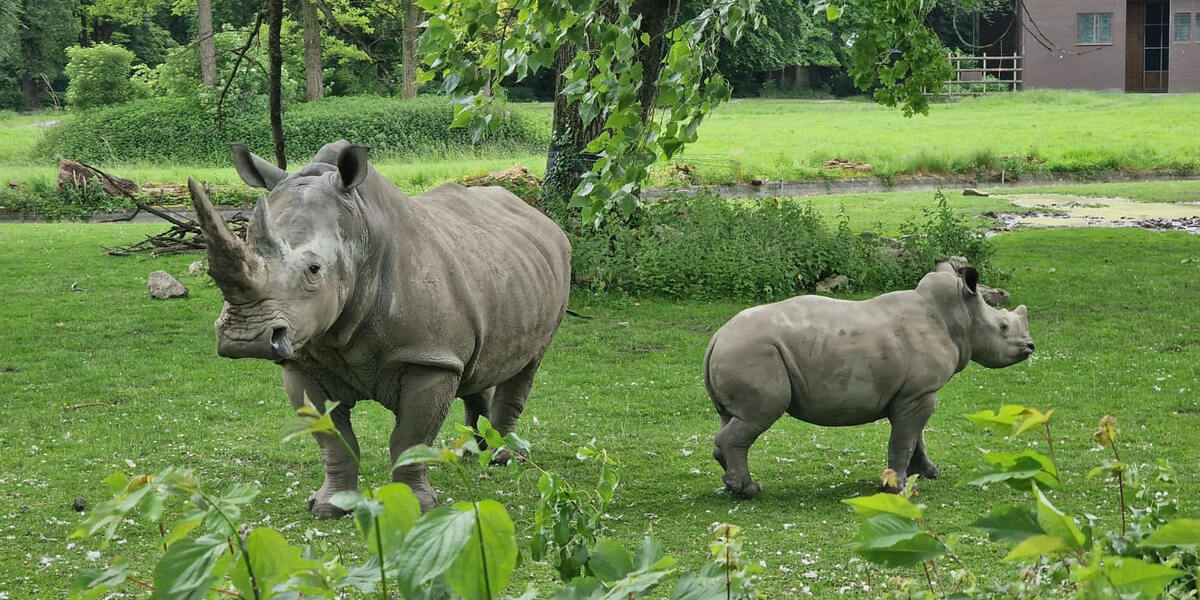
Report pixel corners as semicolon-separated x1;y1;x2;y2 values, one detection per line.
1077;12;1113;44
1174;12;1193;42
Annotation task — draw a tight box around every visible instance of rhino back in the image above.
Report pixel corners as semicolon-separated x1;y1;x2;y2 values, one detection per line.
707;291;961;427
354;180;570;395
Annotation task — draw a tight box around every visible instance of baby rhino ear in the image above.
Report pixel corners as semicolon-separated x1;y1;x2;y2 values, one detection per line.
961;266;979;296
336;144;371;191
231;142;287;190
1014;304;1028;318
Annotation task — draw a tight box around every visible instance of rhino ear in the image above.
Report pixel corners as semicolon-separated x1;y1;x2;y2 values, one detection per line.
961;266;979;296
336;144;371;191
935;260;956;274
1014;304;1028;318
231;142;287;190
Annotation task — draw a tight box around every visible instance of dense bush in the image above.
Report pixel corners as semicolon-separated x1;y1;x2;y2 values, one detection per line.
64;43;146;109
570;191;993;299
35;95;549;165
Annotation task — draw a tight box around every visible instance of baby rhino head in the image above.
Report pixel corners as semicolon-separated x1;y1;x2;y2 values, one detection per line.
946;264;1034;368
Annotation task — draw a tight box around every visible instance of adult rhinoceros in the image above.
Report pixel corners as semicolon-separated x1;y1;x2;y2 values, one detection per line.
188;141;571;516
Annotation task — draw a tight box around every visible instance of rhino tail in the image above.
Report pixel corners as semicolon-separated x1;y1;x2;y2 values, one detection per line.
703;333;733;424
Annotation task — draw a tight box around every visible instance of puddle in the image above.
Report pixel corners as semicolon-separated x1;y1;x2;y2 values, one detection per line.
990;194;1200;234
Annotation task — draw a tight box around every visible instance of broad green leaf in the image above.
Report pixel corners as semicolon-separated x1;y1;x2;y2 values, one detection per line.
971;505;1043;543
551;577;604;600
965;404;1026;434
281;398;336;441
1013;408;1054;436
1034;484;1084;548
962;451;1061;490
70;557;128;600
393;506;476;598
670;570;724;600
148;533;227;600
477;416;505;451
376;483;421;558
502;432;532;454
1100;556;1186;599
393;444;455;469
445;500;518;600
852;514;947;567
231;528;320;599
825;4;842;21
1002;534;1069;561
588;538;634;582
1142;518;1200;548
337;556;381;593
842;492;923;520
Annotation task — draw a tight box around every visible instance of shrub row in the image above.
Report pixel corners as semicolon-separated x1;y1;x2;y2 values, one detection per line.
35;95;549;165
569;191;993;300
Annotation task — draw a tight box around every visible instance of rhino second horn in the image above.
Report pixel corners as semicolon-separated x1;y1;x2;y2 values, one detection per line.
248;197;287;258
188;176;261;301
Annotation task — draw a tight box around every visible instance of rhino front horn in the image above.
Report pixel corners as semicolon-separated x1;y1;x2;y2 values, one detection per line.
188;177;261;301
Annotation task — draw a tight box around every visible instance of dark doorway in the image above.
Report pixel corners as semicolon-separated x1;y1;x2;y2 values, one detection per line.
1144;0;1170;91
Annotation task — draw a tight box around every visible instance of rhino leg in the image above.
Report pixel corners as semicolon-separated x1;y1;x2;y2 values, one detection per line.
463;388;493;432
714;417;774;498
907;433;940;480
486;355;543;465
387;365;459;511
885;393;937;493
282;367;361;519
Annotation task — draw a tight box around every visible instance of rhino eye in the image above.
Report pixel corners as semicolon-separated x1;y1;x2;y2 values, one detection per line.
308;264;321;275
1000;322;1009;332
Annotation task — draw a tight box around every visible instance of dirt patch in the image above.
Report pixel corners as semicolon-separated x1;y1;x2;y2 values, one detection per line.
990;194;1200;234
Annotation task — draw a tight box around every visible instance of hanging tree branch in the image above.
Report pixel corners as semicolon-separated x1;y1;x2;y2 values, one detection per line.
216;10;265;130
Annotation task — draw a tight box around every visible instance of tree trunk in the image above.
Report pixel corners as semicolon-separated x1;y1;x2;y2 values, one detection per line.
539;43;608;219
400;0;420;99
20;73;40;111
300;0;323;101
538;0;672;217
269;0;286;168
197;0;217;87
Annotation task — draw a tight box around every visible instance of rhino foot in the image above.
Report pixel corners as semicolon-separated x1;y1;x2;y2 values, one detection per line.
907;460;940;480
306;495;351;519
723;480;763;499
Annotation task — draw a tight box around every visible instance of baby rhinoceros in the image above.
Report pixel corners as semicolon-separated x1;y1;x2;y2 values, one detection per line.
705;263;1033;497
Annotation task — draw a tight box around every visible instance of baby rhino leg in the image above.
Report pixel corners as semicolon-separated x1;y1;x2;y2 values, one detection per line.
709;347;790;499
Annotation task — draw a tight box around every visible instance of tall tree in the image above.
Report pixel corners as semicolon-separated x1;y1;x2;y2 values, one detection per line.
299;0;324;100
197;0;217;86
5;0;81;110
400;0;420;98
268;0;285;167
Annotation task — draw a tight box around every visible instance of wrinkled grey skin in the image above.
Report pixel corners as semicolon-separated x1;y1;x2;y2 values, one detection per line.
705;263;1033;498
188;141;571;516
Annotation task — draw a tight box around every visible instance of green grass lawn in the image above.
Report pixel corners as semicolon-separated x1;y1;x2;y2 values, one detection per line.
5;92;1200;195
1;218;1198;598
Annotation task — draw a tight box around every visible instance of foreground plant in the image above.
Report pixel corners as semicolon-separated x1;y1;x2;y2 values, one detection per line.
842;406;1200;599
70;399;760;599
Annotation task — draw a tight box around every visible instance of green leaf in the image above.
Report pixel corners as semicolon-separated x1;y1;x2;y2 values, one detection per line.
281;398;337;441
477;416;505;451
71;558;129;600
1003;534;1070;561
588;538;634;582
1013;408;1054;436
393;506;476;598
1034;484;1084;548
842;493;923;520
231;528;320;598
376;483;422;560
971;505;1044;543
962;451;1061;490
393;444;455;469
445;500;518;600
852;514;947;567
502;432;532;454
965;404;1026;434
551;577;604;600
149;533;227;600
1142;518;1200;548
1100;556;1186;599
825;4;843;21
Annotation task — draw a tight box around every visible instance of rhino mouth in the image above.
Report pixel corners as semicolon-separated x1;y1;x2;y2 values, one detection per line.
216;320;297;361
